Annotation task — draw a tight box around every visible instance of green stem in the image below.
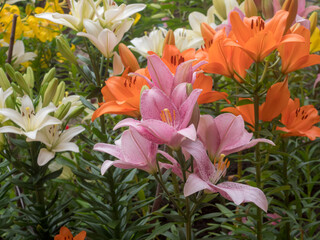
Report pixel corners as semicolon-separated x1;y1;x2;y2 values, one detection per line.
282;139;290;239
254;62;262;240
84;39;106;134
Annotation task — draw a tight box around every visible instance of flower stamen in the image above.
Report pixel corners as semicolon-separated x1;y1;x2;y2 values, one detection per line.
211;154;230;184
160;108;175;126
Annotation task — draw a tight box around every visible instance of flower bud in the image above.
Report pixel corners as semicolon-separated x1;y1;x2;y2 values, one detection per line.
245;0;258;17
14;72;31;96
163;29;175;48
42;68;56;86
43;78;58;107
11;82;24;96
309;12;318;35
54;101;71;120
52;81;66;106
67;105;85;119
0;68;11;90
24;67;34;88
118;43;140;72
4;63;16;81
56;35;78;65
253;0;261;11
261;0;274;19
282;0;298;33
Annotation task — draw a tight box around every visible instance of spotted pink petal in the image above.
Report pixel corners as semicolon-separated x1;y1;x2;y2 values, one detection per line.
212;182;268;212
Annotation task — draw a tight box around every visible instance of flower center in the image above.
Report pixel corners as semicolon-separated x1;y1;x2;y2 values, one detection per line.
295;107;309;120
160;108;175;126
210;154;230;184
251;17;265;32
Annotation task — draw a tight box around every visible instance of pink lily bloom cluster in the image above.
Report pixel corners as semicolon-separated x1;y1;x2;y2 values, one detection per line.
94;54;275;212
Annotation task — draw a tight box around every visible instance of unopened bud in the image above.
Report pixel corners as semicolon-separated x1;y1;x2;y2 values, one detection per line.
253;0;261;11
261;0;274;19
282;0;298;33
201;22;216;49
43;78;58;107
0;68;11;90
14;72;31;96
309;12;318;35
245;0;258;17
52;81;66;106
163;30;175;48
54;102;71;120
4;63;16;81
67;105;85;119
11;82;24;95
118;43;140;72
56;35;78;64
42;68;56;86
24;67;34;88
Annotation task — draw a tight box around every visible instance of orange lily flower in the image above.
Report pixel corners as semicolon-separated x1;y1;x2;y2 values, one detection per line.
278;25;320;74
92;68;149;120
277;98;320;140
54;226;86;240
222;78;290;128
227;10;304;62
202;27;254;82
259;77;290;121
222;100;255;130
193;73;229;104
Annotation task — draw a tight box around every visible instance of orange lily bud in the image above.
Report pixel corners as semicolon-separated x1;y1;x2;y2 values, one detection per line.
245;0;258;17
200;22;216;49
261;0;274;19
309;12;318;35
163;29;175;48
282;0;298;33
259;77;290;122
118;43;140;72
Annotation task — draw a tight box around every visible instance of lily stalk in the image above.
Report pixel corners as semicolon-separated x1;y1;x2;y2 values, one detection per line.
253;62;262;240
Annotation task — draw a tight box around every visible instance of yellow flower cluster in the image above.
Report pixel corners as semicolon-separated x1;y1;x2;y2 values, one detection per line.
0;0;65;43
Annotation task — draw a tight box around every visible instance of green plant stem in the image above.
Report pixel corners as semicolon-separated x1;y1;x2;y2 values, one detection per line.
282;139;290;240
253;62;262;240
84;39;106;134
153;173;186;218
175;149;192;240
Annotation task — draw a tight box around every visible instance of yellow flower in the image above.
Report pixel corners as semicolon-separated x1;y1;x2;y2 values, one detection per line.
0;4;24;43
310;27;320;53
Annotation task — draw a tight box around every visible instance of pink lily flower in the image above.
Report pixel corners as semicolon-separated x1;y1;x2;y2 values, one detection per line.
94;128;158;174
114;84;202;149
197;113;275;160
135;54;207;97
182;139;268;212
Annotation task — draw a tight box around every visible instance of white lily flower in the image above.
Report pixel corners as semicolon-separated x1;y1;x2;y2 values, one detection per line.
77;19;124;75
27;125;85;166
35;0;96;31
0;0;22;4
130;28;167;57
0;95;61;139
174;28;203;51
212;0;244;23
95;0;146;28
5;41;37;68
187;6;217;48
